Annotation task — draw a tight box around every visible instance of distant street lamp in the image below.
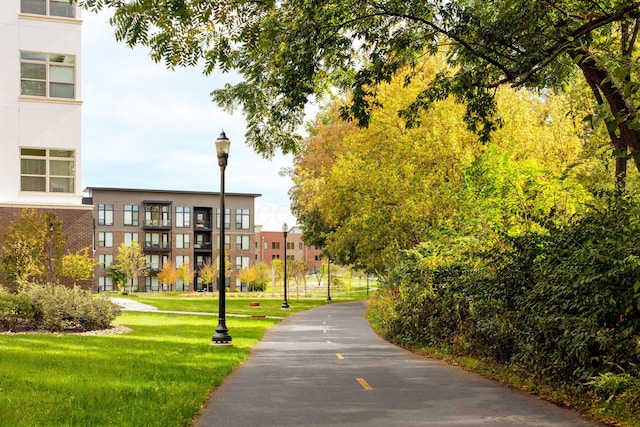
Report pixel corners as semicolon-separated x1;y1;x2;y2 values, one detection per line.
212;130;232;346
326;256;331;302
282;223;290;309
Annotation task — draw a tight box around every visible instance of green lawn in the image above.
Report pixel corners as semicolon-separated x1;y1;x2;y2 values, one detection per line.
0;294;355;426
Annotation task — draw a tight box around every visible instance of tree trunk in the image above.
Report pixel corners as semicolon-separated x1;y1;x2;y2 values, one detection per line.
571;48;640;192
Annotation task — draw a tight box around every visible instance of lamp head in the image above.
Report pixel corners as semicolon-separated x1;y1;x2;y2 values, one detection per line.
215;130;230;166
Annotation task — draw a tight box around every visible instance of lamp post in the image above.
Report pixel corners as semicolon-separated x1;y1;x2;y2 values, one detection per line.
326;256;331;302
281;223;290;309
212;130;232;346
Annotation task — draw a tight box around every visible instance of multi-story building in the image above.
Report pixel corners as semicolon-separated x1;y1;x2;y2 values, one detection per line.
85;187;261;292
257;226;323;272
0;1;93;287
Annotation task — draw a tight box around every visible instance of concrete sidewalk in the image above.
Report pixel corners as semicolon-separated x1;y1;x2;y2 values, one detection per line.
194;301;602;427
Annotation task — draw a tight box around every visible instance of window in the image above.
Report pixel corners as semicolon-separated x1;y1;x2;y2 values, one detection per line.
145;205;170;227
124;233;139;246
264;241;268;249
272;254;280;260
98;276;114;292
21;0;75;18
235;208;250;229
124;205;139;226
299;243;303;250
98;254;113;269
98;232;113;247
145;276;159;292
216;208;230;229
21;52;75;99
236;235;250;250
176;207;191;228
287;242;295;250
176;255;190;268
236;256;250;271
146;233;169;249
176;234;190;249
98;204;114;226
20;148;75;193
216;234;230;250
146;255;160;270
271;242;281;250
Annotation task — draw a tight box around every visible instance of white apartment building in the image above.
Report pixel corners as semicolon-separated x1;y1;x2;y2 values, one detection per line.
1;0;83;206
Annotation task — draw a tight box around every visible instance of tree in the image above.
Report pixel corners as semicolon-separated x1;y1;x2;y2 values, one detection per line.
0;209;66;290
254;262;271;292
79;0;640;188
290;259;312;298
157;260;177;292
111;241;147;293
177;262;194;292
60;247;97;287
237;266;257;292
291;61;596;272
270;259;284;297
198;258;217;291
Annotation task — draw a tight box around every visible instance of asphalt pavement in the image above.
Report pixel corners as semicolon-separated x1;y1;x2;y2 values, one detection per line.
194;301;602;427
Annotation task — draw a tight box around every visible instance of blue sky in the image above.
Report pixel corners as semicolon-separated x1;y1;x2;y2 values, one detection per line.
81;9;299;231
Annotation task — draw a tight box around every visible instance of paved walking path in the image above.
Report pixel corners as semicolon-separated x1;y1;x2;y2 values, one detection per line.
194;301;601;427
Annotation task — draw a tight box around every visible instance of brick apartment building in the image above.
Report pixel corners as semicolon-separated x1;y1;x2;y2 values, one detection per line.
85;187;260;292
257;226;323;272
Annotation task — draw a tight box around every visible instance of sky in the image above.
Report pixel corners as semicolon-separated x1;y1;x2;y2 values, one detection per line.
80;9;299;231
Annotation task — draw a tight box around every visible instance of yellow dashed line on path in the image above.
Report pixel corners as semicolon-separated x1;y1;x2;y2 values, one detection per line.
356;377;373;391
336;354;344;360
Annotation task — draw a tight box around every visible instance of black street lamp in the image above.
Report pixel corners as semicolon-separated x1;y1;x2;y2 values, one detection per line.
212;130;232;346
281;223;290;310
326;256;331;302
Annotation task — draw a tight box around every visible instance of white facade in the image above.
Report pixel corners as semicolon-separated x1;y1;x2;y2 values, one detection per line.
0;1;83;206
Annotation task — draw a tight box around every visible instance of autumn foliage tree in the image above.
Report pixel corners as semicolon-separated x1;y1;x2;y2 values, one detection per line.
60;247;97;287
157;260;177;292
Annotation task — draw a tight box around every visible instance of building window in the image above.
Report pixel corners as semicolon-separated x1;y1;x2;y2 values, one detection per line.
176;255;190;268
124;233;139;246
98;276;114;292
263;241;268;249
235;208;250;229
98;204;114;226
216;208;230;229
176;206;191;228
124;205;139;226
299;243;303;250
98;254;113;269
176;234;190;249
272;254;280;260
216;234;230;250
146;233;169;249
146;255;160;270
286;242;295;250
236;235;250;250
20;148;75;193
236;256;250;271
271;242;280;250
21;0;75;18
98;232;113;247
145;276;159;292
145;205;170;227
20;52;75;99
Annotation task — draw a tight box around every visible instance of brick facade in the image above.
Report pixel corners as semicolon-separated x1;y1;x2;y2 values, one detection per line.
0;205;94;290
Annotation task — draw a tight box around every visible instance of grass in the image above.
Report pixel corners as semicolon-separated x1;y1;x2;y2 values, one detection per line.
0;293;349;427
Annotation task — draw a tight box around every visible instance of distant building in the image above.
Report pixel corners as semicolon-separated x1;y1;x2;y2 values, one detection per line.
85;187;261;292
0;1;93;287
257;226;323;272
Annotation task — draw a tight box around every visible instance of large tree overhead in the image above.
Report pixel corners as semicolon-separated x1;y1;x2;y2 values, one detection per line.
79;0;640;182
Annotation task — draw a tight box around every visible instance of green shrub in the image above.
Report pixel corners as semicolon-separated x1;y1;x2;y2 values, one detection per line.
0;292;34;331
25;284;121;332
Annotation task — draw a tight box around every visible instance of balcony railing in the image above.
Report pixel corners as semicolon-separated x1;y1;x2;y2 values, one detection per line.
144;242;171;251
194;242;212;251
144;219;171;229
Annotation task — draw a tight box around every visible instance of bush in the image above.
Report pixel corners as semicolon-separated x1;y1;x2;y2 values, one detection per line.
25;284;121;332
0;292;34;331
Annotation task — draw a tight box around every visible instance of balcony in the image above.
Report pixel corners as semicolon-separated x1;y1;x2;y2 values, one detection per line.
194;220;212;231
194;242;213;252
143;219;171;230
144;242;172;251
